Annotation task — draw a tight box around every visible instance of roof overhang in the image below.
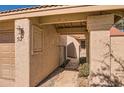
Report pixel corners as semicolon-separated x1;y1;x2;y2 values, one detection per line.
0;5;124;21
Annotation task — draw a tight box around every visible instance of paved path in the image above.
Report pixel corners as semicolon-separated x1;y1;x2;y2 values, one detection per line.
54;70;78;87
65;57;79;70
39;68;79;87
39;58;80;87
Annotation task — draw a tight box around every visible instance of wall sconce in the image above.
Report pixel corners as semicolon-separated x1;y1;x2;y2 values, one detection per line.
16;26;24;41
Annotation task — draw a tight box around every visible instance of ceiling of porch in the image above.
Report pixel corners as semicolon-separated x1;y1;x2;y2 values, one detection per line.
54;21;87;34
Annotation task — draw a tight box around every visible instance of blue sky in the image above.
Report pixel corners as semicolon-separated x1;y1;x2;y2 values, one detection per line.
0;5;37;11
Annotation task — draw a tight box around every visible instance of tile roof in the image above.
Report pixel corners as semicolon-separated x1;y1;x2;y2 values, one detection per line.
0;5;66;14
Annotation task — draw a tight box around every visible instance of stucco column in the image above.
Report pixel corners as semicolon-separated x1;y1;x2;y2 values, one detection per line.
87;14;114;86
15;19;30;87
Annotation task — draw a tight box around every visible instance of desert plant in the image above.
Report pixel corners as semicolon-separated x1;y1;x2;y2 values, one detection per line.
78;63;89;77
79;57;86;64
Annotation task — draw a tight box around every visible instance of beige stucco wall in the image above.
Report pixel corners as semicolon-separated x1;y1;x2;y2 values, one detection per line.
111;37;124;86
89;31;111;86
59;35;67;65
15;19;30;87
88;14;114;86
30;18;60;86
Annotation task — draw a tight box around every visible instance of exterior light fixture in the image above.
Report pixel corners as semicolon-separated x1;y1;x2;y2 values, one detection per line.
16;26;24;41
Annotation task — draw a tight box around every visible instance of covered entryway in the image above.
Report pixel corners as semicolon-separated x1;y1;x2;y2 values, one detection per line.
56;21;89;70
38;21;89;87
0;5;124;87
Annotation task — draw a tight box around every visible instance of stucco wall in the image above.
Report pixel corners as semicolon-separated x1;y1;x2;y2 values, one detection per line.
89;31;111;86
111;37;124;86
59;35;67;65
30;18;60;86
88;14;114;86
15;19;30;87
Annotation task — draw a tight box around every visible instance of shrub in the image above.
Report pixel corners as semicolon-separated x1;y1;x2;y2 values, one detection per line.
78;63;89;77
79;57;86;64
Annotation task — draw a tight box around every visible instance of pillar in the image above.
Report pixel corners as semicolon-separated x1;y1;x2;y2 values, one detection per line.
87;14;114;86
15;19;30;87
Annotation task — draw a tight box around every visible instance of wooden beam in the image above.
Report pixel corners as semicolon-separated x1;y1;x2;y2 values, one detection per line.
40;20;87;25
40;13;87;25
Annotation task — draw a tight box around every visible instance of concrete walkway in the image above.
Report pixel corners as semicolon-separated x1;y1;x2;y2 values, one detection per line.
38;58;89;87
38;58;80;87
54;70;78;87
65;57;79;70
38;68;79;87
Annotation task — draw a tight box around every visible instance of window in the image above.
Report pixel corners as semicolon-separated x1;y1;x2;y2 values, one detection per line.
0;32;14;43
31;25;43;55
80;40;85;49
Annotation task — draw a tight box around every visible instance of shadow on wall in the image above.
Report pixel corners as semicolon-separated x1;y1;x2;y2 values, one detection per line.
90;38;124;87
67;42;77;58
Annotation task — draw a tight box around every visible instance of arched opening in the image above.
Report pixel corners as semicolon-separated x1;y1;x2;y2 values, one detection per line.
67;42;77;58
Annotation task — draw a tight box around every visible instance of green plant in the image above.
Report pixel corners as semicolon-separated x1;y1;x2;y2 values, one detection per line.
78;63;89;77
79;57;86;64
